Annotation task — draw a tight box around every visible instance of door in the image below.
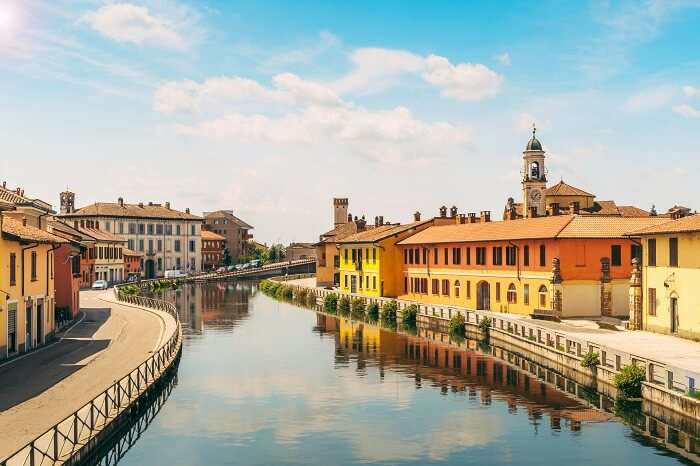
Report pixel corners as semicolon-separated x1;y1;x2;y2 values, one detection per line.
145;260;156;279
477;281;490;310
25;302;33;352
36;300;44;346
670;297;679;334
350;275;357;294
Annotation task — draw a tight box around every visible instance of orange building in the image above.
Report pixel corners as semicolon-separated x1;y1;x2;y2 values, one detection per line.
201;229;226;270
124;248;143;280
398;215;668;318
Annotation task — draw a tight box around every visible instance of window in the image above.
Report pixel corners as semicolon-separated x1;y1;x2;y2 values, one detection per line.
174;240;181;252
189;240;196;252
433;248;438;265
495;282;501;302
476;247;486;265
165;224;172;236
105;222;111;232
128;239;134;250
345;249;349;263
147;224;154;235
156;224;163;235
366;275;369;289
466;247;471;265
454;280;460;298
148;240;154;253
345;275;348;288
452;247;461;265
631;244;642;263
373;248;377;263
119;223;124;234
524;284;530;305
157;239;163;252
191;225;196;236
444;248;449;265
31;251;37;281
466;280;471;299
9;253;16;286
648;288;657;316
539;245;546;267
523;245;530;266
404;277;408;293
421;278;428;294
404;249;408;264
492;247;503;265
539;285;548;308
414;248;419;265
373;276;376;290
139;240;144;252
408;248;414;264
507;284;517;304
669;238;678;267
138;224;145;235
432;279;439;295
442;279;450;296
610;245;622;266
648;238;657;266
422;248;427;264
176;225;181;236
352;249;357;262
506;246;517;266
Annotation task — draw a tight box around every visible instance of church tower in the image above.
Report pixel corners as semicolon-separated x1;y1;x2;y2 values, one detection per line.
522;125;547;217
60;190;75;214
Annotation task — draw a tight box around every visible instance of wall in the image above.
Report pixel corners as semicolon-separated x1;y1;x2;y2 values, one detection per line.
316;243;339;287
54;244;80;317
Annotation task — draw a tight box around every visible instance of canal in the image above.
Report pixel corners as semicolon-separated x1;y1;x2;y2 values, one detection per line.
91;282;700;466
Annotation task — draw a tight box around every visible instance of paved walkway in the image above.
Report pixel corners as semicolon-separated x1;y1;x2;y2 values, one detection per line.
0;290;171;458
289;277;700;376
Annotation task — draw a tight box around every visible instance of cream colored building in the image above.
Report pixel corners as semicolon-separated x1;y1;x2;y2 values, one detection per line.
78;227;126;284
58;191;202;278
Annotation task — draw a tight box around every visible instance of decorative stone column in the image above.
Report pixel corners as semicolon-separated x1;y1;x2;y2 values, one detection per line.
628;257;642;330
550;258;563;316
600;257;612;317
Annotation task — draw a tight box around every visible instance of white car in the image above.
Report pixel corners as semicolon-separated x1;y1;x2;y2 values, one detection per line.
92;280;108;290
164;270;188;279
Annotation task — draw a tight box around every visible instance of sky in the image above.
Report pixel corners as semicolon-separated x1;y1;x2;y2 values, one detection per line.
1;0;699;244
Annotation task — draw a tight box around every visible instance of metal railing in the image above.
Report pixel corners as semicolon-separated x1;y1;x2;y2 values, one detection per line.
0;287;182;466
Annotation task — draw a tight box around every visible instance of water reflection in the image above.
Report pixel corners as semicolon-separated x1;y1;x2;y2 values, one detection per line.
112;284;699;466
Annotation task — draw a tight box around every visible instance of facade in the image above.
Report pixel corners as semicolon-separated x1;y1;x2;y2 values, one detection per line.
397;215;669;318
58;192;203;278
337;217;441;298
202;210;253;263
201;229;226;270
504;129;650;220
285;242;316;261
632;215;700;339
316;198;361;287
0;213;66;359
124;249;143;280
77;227;126;285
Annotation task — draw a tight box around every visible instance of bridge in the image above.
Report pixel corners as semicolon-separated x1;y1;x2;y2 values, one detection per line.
190;258;316;282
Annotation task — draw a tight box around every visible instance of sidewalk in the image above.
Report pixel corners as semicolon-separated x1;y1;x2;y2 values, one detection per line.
288;277;700;376
0;290;170;458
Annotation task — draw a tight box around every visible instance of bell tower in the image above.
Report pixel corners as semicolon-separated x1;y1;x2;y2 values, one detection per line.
60;189;75;214
333;198;349;227
522;124;547;217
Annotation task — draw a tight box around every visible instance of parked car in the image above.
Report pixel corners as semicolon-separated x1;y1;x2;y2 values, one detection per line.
164;270;188;279
235;264;244;271
92;279;108;290
216;267;227;274
250;259;262;268
227;265;236;272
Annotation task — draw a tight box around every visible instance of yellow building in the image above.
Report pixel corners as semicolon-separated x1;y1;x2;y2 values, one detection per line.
634;214;700;339
0;212;66;359
338;218;437;298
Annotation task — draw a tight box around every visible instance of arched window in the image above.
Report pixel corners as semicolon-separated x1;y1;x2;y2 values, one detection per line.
530;161;540;179
507;283;517;304
538;285;548;308
442;279;450;296
454;280;461;298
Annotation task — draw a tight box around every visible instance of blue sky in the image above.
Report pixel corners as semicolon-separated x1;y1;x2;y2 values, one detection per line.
1;0;699;243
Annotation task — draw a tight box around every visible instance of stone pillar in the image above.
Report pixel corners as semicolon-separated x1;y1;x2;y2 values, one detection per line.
629;257;642;330
550;257;563;316
600;257;612;317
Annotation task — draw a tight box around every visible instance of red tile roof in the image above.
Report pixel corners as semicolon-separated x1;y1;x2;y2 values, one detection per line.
545;181;594;197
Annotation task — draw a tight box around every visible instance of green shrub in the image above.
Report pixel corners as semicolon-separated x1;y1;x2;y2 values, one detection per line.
275;284;293;300
448;313;466;337
380;300;398;326
688;390;700;400
478;317;492;334
324;293;338;313
338;296;351;316
580;351;600;368
402;304;418;327
367;302;379;321
350;298;366;319
527;335;537;342
614;364;646;399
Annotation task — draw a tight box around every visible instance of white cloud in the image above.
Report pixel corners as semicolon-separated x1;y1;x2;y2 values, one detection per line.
332;48;426;94
494;52;511;66
625;86;675;112
683;85;699;97
423;55;503;101
265;31;339;67
672;103;700;118
80;3;192;50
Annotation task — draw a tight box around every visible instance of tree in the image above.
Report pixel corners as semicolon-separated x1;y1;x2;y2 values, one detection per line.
223;248;232;266
266;243;286;263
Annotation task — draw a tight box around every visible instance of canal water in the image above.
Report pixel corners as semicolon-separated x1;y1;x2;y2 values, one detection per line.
102;282;698;466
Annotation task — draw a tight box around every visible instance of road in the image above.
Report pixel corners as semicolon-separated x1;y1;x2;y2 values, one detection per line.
0;290;167;458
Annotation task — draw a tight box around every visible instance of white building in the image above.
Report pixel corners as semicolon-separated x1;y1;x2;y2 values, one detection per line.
58;192;202;278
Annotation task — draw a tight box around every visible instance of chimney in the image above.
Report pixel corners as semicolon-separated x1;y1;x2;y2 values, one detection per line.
379;216;384;225
413;211;421;222
480;211;491;223
186;208;190;214
439;206;447;218
138;202;144;208
348;213;353;222
549;203;560;216
450;206;458;217
458;213;466;224
165;201;170;209
374;216;379;227
468;212;477;223
569;201;580;214
528;206;537;218
355;217;367;231
118;197;124;207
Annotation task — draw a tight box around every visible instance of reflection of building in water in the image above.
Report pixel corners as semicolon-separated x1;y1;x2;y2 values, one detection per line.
314;312;700;460
165;282;253;333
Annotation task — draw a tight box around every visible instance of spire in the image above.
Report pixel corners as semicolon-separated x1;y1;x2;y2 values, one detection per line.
532;122;536;137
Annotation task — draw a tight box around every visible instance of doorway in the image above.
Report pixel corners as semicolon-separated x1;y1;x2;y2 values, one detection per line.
145;260;156;279
25;302;33;352
36;299;44;346
477;281;491;310
670;297;679;334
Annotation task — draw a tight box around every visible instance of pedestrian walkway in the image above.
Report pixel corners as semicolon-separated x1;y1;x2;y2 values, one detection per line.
0;290;171;458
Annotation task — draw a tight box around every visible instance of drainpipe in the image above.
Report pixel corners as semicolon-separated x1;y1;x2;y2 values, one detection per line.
22;242;39;297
